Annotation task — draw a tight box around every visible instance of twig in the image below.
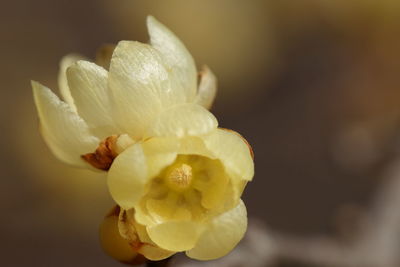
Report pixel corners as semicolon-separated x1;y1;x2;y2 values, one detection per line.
146;257;172;267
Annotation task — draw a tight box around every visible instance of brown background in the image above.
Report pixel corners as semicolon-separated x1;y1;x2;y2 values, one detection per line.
2;0;400;266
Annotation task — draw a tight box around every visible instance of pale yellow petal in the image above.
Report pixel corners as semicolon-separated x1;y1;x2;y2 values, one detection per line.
145;104;218;138
67;60;119;138
178;136;214;158
58;54;86;111
147;16;197;102
147;221;202;252
108;144;148;210
202;129;254;182
118;208;175;261
135;222;175;260
186;200;247;260
108;41;182;138
142;137;179;178
138;244;175;261
195;66;217;110
32;81;99;167
200;168;229;210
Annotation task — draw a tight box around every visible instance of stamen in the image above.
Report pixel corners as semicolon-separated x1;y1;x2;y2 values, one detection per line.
167;164;193;190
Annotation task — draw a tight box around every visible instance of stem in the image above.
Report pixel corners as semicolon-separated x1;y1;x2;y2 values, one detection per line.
146;257;172;267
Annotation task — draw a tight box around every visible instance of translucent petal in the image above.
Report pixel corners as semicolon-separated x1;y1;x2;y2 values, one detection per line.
186;200;247;260
118;208;175;261
138;244;175;261
145;104;218;138
108;41;183;138
32;81;99;167
67;60;119;138
200;165;230;210
178;136;214;158
147;221;202;251
108;144;148;210
195;66;217;110
147;16;197;102
58;54;86;111
202;129;254;182
142;137;179;178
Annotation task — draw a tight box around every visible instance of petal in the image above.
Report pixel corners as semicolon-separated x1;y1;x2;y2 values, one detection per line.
138;244;175;261
178;136;215;158
186;200;247;260
108;41;183;138
147;221;202;252
134;222;175;260
195;66;217;110
145;104;218;138
200;166;230;210
32;81;99;167
108;144;148;210
118;209;175;261
201;129;254;182
58;54;86;112
147;16;197;102
67;60;119;138
142;137;179;178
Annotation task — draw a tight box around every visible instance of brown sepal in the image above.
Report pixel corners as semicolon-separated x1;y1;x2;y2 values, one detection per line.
82;135;119;171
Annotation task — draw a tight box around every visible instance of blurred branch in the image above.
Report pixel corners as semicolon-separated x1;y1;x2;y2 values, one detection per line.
176;160;400;267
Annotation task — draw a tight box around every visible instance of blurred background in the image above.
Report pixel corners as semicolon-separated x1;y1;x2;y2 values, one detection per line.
2;0;400;266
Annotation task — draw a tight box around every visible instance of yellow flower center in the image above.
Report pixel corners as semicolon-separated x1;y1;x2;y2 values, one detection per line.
165;163;193;191
137;155;234;223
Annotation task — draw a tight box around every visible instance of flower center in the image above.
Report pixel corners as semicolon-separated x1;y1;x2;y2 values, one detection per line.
165;163;193;191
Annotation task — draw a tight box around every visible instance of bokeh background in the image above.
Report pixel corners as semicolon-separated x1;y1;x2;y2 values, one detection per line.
2;0;400;266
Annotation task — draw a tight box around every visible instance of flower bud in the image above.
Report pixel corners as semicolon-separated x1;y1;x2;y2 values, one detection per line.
99;206;145;265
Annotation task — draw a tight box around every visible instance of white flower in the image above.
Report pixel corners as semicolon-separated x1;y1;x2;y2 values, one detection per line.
33;16;253;261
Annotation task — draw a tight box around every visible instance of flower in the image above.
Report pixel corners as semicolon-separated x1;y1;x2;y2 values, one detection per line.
32;16;254;261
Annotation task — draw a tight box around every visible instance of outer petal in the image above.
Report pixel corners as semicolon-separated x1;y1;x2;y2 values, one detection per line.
32;81;99;167
201;129;254;182
108;144;147;210
58;54;86;112
195;66;217;110
147;16;197;102
108;41;182;138
67;60;119;138
186;200;247;260
145;104;218;138
147;221;202;252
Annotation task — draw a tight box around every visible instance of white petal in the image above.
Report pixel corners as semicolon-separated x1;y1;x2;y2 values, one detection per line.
58;54;86;112
186;200;247;260
67;60;119;138
145;104;218;138
108;41;183;138
195;66;217;110
201;129;254;182
32;81;99;167
147;16;197;102
147;221;202;252
108;144;148;210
